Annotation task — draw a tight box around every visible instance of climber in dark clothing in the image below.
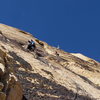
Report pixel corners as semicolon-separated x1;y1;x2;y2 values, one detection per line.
27;40;36;51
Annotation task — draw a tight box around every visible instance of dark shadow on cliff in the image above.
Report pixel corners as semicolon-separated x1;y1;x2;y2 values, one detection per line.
8;51;32;71
65;67;100;90
16;70;94;100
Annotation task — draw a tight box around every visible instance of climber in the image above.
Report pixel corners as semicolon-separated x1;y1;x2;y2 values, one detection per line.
27;39;36;51
55;51;59;56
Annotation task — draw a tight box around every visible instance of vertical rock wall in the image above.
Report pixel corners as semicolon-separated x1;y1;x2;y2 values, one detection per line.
0;49;23;100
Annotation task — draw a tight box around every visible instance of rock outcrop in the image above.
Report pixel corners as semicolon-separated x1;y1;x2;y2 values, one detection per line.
0;49;23;100
0;23;100;100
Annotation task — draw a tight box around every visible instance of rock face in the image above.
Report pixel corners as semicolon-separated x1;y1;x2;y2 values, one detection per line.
0;49;23;100
0;23;100;100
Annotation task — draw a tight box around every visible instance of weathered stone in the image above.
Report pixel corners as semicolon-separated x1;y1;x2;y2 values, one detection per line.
0;50;6;76
0;92;6;100
7;82;23;100
6;75;23;100
0;49;6;63
0;49;23;100
0;63;5;76
0;82;4;91
0;24;100;100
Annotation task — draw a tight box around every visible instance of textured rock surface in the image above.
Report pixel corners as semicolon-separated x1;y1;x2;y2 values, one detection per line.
0;23;100;100
0;46;23;100
0;92;6;100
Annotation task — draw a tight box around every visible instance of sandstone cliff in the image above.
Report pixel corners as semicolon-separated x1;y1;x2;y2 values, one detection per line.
0;24;100;100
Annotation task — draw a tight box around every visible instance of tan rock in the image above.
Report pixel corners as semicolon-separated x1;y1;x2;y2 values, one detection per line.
0;24;100;100
0;49;6;76
7;82;23;100
0;92;6;100
7;75;23;100
0;63;5;76
0;49;23;100
0;82;4;91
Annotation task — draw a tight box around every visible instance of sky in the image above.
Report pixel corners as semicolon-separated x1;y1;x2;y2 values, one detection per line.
0;0;100;61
